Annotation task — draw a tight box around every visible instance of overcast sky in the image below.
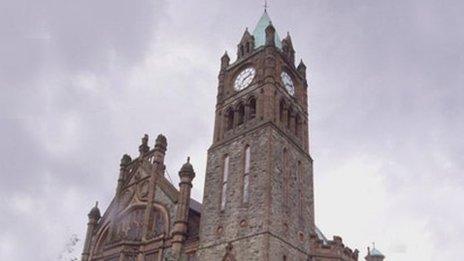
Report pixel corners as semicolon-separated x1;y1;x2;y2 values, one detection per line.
1;0;463;260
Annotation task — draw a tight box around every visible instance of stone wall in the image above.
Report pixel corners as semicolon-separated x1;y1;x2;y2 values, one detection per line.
198;122;315;260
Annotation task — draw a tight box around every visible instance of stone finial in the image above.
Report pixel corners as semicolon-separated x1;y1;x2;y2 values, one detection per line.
265;23;276;46
179;156;195;180
120;154;132;167
297;59;307;79
333;235;343;244
283;32;293;45
88;201;101;220
155;134;167;151
221;51;230;69
241;27;252;39
139;134;150;155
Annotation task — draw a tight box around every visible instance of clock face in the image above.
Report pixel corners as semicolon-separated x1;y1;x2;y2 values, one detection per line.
234;67;256;91
281;72;295;96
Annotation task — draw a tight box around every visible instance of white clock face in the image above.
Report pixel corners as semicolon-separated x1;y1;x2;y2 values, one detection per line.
281;72;295;96
234;67;256;91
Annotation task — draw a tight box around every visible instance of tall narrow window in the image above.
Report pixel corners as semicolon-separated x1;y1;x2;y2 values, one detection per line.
226;108;234;130
243;146;251;203
287;107;292;128
249;97;256;119
297;161;303;217
237;103;245;125
295;114;301;137
279;100;285;123
282;148;289;208
221;155;230;211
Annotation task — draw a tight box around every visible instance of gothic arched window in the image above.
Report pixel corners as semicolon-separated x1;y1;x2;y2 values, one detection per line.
248;97;256;119
226;108;234;130
243;145;251;203
246;42;250;53
237;103;245;125
221;155;230;211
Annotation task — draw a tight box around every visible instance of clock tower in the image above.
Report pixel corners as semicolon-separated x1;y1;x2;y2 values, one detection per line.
197;11;315;260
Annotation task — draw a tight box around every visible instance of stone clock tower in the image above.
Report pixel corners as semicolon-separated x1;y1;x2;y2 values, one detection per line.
197;11;315;260
80;10;361;261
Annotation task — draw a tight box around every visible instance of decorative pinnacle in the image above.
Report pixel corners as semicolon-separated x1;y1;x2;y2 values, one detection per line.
139;134;150;155
155;134;167;151
221;51;230;68
179;156;195;179
142;134;148;144
88;201;101;220
120;154;132;167
264;0;268;12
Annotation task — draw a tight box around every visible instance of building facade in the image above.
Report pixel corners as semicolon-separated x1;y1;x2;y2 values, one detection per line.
81;11;380;261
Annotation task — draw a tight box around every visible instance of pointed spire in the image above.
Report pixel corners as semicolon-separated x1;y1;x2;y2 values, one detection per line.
252;11;282;49
221;51;230;69
265;23;276;46
240;27;253;41
297;59;307;78
284;31;293;45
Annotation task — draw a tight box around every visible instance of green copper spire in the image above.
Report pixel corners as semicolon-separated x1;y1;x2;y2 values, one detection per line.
252;11;282;49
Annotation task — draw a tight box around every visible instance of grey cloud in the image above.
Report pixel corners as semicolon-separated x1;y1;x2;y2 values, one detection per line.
0;0;463;260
